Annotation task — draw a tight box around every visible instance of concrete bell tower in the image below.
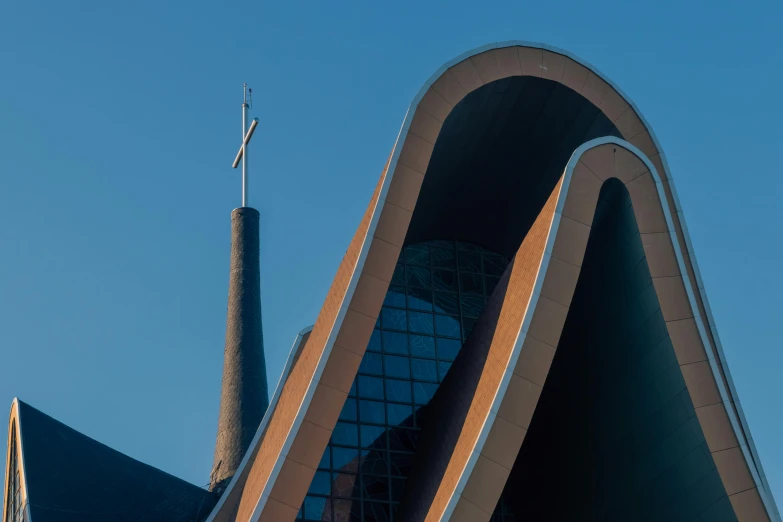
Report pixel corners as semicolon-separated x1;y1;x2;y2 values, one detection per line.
211;85;268;493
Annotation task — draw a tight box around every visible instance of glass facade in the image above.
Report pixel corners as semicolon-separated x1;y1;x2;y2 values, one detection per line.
4;423;25;522
298;240;510;521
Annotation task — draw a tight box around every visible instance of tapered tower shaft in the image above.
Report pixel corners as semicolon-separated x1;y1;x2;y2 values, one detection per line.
211;207;268;492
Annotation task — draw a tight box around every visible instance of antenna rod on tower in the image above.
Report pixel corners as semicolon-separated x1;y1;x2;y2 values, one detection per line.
242;83;249;208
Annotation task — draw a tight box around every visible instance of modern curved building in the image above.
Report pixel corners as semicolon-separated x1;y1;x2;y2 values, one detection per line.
4;42;780;522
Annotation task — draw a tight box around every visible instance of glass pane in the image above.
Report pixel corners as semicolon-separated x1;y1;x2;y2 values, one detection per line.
434;314;460;338
382;331;408;355
363;475;390;501
332;473;359;499
361;425;387;449
458;251;482;272
383;355;410;379
387;403;414;426
304;496;329;520
383;286;406;308
381;307;407;331
461;296;485;319
358;375;384;400
332;447;360;473
405;266;431;288
433;292;460;314
333;498;362;521
432;269;457;292
408;311;434;335
385;378;412;403
438;361;453;380
359;400;386;425
367;329;382;352
332;422;359;447
413;382;439;404
389;429;418;452
430;247;456;269
409;335;435;358
391;264;405;285
460;273;484;294
404;244;429;266
436;338;462;361
359;352;383;376
407;287;433;311
340;398;358;421
364;500;391;522
411;358;438;382
310;470;332;495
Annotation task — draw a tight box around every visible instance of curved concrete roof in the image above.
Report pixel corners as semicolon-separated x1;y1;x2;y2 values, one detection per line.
204;42;779;522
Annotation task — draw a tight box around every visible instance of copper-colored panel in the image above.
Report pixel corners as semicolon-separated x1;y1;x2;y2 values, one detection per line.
320;346;363;392
551;216;591;267
385;164;424;212
460;454;512;513
581;72;609;107
641;232;681;278
429;70;467;107
470;50;504;84
599;87;630;122
513;335;556;387
270;458;316;509
347;273;388;319
626;172;668;234
417;89;454;123
334;308;376;356
579;146;614;181
397;133;435;174
526;296;569;348
562;161;602;225
303;384;348;430
494;46;523;77
541;50;566;82
560;59;589;93
712;447;756;496
517;47;543;76
614;108;646;140
287;421;332;469
497;374;543;429
408;109;443;145
648;153;667;180
666;318;709;365
613;146;648;184
652;276;694;322
449;497;491;522
729;487;771;522
481;416;527;469
695;403;740;452
258;497;300;522
449;58;485;93
540;256;581;307
362;237;402;283
680;361;722;407
374;202;413;247
628;130;658;158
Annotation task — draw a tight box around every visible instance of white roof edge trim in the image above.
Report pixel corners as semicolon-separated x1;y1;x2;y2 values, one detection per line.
204;325;314;522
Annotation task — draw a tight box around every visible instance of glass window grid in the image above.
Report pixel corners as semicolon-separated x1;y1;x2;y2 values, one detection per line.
301;241;509;521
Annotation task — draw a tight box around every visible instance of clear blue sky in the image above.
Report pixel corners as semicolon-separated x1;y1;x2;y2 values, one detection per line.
1;0;781;501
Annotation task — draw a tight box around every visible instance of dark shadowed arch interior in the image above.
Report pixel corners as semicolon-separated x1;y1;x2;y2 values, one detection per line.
404;76;621;257
501;180;735;521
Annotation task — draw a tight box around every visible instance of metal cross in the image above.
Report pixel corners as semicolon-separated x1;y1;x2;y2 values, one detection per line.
232;83;259;208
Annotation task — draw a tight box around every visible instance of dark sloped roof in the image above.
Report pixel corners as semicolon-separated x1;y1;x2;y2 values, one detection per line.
16;400;217;522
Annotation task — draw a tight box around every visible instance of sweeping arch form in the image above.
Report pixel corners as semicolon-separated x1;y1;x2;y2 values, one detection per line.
202;42;778;522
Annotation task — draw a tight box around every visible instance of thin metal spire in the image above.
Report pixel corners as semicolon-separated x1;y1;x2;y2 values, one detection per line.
232;83;259;208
